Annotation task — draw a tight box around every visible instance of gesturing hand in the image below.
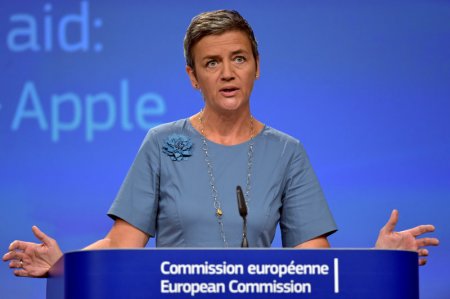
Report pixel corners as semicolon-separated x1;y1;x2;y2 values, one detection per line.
375;209;439;266
2;226;63;277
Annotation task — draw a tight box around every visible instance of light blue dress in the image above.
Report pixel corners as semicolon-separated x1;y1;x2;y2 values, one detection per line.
108;119;337;247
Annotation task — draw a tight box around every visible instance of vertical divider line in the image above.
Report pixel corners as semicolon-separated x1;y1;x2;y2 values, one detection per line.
334;258;339;293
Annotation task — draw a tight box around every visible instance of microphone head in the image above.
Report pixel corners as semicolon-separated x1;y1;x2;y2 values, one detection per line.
236;185;248;217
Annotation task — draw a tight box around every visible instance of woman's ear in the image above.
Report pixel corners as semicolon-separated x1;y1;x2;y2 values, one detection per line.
186;65;199;89
255;57;260;79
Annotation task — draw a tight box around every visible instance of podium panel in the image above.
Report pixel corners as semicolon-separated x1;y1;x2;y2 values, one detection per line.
47;249;418;299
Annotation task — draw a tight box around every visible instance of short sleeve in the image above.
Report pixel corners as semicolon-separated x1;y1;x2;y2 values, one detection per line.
280;142;337;247
107;129;161;236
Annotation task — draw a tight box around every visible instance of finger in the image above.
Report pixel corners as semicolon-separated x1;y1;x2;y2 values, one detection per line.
417;237;440;247
3;250;24;262
14;269;29;277
382;209;399;233
419;258;427;266
404;225;435;237
8;240;31;251
9;260;24;269
32;226;52;245
418;248;429;257
2;251;15;261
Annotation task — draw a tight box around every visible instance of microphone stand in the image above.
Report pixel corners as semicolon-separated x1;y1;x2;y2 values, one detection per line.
236;185;249;248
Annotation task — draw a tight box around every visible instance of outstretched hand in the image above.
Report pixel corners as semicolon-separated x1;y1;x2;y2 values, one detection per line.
375;209;439;266
2;226;63;277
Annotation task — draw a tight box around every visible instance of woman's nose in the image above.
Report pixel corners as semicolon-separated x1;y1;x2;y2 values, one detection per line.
220;61;235;81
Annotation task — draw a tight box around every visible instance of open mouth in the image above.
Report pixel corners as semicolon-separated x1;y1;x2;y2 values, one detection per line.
220;87;239;96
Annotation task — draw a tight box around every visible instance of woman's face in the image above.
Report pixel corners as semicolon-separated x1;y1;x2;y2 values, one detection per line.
186;30;259;114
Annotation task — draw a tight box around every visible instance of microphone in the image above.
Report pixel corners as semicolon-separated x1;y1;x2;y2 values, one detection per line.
236;185;249;248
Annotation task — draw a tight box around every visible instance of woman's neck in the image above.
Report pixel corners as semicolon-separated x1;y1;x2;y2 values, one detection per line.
190;107;262;146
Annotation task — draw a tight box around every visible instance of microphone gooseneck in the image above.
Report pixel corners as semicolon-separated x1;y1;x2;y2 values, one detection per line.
236;185;249;248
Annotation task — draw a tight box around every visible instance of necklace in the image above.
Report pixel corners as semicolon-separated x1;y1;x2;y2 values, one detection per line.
198;110;255;247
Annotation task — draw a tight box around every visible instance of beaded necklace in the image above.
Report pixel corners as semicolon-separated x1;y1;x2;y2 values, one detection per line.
198;111;254;246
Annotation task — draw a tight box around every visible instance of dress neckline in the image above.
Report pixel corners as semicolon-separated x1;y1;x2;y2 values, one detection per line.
185;118;266;148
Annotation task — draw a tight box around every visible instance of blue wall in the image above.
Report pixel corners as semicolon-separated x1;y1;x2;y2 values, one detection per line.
1;1;449;298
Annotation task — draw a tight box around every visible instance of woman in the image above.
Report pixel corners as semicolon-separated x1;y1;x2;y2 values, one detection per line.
3;10;438;278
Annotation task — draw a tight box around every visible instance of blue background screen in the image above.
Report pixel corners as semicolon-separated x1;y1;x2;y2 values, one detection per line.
0;1;449;298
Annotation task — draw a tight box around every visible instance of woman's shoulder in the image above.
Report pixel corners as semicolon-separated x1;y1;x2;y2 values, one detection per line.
143;119;191;139
258;125;311;160
261;125;302;147
137;119;192;149
150;119;189;134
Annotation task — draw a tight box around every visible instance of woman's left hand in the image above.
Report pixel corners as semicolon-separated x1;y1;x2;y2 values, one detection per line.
375;209;439;266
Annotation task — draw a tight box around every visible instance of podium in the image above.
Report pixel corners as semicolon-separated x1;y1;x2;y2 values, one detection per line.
47;249;418;299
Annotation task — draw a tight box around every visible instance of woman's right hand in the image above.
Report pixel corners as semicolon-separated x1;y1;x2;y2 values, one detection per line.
2;226;63;278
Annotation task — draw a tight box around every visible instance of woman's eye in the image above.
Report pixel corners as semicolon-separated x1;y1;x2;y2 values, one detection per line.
206;60;217;68
234;56;246;63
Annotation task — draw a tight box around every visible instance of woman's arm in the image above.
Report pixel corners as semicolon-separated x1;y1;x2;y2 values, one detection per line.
293;210;439;266
3;219;149;277
2;226;63;277
294;236;330;248
375;209;439;266
84;219;149;249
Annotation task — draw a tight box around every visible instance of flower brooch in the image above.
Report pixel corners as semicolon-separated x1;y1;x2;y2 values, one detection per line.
162;134;193;161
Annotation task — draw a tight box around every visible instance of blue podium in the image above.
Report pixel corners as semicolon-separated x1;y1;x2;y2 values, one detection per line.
47;249;418;299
